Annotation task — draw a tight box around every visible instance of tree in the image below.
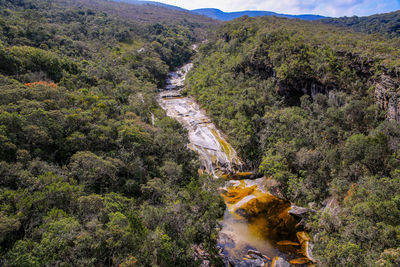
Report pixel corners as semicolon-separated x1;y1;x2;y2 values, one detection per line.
69;151;121;193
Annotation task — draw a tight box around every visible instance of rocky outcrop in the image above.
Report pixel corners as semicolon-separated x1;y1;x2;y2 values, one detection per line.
288;205;316;230
192;244;211;267
234;41;400;120
223;249;273;267
375;74;400;122
277;79;334;105
288;205;312;218
271;257;291;267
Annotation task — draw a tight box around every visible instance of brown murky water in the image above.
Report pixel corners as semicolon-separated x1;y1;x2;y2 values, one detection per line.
218;179;307;263
157;63;312;266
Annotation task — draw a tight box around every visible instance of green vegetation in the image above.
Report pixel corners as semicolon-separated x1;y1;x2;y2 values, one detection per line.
322;10;400;38
0;0;225;266
2;0;400;265
186;15;400;265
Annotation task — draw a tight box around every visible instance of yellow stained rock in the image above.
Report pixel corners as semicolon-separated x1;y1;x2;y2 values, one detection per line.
222;180;299;243
223;172;254;180
277;240;300;246
289;257;310;265
300;241;309;258
263;255;272;261
237;193;291;218
271;257;279;266
221;173;229;180
296;232;310;244
222;183;257;205
210;128;236;162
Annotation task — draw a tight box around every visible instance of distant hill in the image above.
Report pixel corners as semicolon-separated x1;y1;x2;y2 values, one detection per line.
54;0;218;26
109;1;325;22
191;8;326;21
111;0;185;11
321;10;400;38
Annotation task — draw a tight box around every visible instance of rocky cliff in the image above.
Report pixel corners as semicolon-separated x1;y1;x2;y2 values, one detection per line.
236;46;400;120
375;72;400;121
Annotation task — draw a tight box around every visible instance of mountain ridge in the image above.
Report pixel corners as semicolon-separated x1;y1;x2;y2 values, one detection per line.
191;8;326;21
111;0;326;21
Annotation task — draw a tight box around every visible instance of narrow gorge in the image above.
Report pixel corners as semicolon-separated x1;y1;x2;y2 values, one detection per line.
157;63;314;266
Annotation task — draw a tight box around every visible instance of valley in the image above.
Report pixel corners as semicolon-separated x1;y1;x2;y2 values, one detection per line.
0;0;400;266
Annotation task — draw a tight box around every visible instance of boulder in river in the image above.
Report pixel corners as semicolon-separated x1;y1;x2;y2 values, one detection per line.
228;255;266;267
247;249;263;257
271;257;291;267
234;193;292;218
218;232;235;249
289;257;310;265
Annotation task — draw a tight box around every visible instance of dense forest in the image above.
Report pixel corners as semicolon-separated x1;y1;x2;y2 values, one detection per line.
186;15;400;265
0;0;226;266
2;0;400;265
322;10;400;38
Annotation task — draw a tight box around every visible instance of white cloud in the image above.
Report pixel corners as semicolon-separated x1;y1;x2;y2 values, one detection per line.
154;0;400;17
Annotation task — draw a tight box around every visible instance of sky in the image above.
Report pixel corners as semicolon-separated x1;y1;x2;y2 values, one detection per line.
153;0;400;17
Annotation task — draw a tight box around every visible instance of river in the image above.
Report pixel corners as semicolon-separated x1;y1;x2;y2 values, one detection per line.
157;63;313;266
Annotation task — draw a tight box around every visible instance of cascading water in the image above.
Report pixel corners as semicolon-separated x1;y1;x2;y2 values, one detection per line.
157;63;314;267
157;63;242;178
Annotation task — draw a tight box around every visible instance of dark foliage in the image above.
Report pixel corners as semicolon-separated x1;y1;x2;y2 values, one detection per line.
0;0;225;266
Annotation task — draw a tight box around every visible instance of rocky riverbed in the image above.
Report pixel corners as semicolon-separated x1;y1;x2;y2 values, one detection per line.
157;63;314;267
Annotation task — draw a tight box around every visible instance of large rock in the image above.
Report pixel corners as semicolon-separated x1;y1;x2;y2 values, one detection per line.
222;249;272;267
192;244;211;266
247;249;263;258
235;194;291;218
271;257;291;267
374;74;400;122
288;205;314;219
227;256;265;267
217;232;235;249
288;205;315;230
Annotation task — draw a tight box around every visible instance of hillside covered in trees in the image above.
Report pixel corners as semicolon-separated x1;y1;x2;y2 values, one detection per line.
322;10;400;38
0;0;226;266
186;15;400;265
